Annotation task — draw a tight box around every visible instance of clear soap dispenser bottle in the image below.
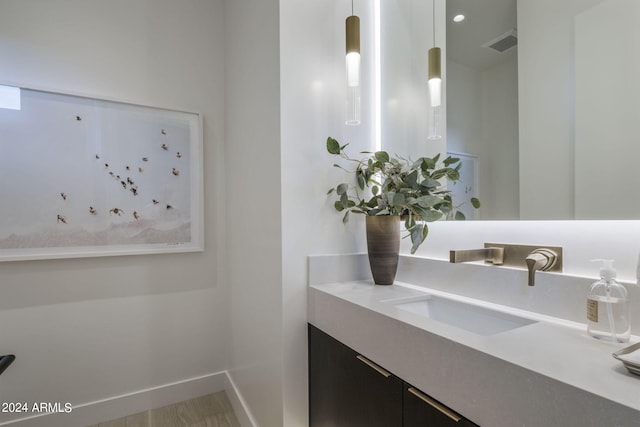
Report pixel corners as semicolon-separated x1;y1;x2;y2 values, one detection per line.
587;259;630;343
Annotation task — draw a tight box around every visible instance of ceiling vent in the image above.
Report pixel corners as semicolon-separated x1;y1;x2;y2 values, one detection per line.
482;29;518;53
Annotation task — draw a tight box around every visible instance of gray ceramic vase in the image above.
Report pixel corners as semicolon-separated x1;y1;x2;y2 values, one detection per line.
365;215;401;285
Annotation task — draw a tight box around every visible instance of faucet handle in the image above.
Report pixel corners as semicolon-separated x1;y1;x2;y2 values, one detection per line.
525;248;558;286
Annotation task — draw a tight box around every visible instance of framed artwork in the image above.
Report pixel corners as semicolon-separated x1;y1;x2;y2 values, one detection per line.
0;85;204;261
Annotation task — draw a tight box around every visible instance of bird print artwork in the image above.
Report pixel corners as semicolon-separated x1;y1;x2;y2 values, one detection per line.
0;90;198;258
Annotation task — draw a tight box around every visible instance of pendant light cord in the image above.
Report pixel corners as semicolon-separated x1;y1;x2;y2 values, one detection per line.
351;0;354;17
432;0;436;47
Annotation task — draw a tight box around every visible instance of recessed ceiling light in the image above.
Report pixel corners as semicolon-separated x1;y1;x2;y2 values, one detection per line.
453;14;465;23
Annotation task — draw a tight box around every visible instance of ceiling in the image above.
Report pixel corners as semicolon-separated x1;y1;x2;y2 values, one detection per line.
446;0;517;71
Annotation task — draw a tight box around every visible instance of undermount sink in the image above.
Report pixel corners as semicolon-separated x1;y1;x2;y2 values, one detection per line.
388;295;538;336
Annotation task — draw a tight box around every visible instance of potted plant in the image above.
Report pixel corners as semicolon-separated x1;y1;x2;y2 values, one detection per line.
326;136;479;285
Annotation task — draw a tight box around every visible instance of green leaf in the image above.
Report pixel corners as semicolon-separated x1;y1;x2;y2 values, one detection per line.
420;178;440;189
391;192;406;207
327;188;335;195
356;172;365;190
421;157;436;172
386;191;396;206
446;168;460;181
409;224;429;254
336;183;348;195
405;170;419;189
455;210;466;220
431;169;447;180
342;210;350;224
418;209;444;222
326;137;341;154
416;195;443;208
374;151;390;163
443;156;460;167
334;201;344;212
372;185;379;195
471;197;481;208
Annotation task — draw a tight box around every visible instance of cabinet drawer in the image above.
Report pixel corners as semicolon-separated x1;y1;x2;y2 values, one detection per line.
403;384;479;427
309;324;403;427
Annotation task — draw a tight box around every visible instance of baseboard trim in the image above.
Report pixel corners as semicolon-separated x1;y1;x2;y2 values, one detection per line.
0;371;254;427
223;371;258;427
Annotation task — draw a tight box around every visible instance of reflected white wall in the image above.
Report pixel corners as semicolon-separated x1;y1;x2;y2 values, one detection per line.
380;0;446;158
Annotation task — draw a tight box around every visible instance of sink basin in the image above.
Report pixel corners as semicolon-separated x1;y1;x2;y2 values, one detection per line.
389;295;537;336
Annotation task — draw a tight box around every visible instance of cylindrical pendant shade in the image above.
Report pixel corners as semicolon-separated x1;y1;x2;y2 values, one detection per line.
345;14;361;126
346;15;360;54
428;47;441;80
427;47;442;139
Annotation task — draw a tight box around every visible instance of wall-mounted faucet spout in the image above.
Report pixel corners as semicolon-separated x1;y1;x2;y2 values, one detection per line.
450;247;505;265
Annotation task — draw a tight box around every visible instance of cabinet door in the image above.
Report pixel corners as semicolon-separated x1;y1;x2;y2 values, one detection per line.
308;324;403;427
403;385;479;427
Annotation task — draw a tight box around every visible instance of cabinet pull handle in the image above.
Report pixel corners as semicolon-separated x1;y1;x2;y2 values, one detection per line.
356;355;391;378
407;387;462;423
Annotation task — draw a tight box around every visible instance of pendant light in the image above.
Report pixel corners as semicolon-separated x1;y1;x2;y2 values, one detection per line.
345;0;361;125
427;0;442;140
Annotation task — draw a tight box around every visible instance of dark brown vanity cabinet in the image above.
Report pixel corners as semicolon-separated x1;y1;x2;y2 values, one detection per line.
403;385;479;427
308;323;403;426
308;324;479;427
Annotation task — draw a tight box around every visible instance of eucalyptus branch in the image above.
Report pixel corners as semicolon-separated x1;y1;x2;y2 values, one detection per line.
325;136;480;253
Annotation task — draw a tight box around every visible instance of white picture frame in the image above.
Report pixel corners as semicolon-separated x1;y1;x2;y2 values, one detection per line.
0;84;204;261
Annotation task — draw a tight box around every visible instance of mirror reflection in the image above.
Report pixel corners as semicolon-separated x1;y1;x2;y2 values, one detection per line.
383;0;640;220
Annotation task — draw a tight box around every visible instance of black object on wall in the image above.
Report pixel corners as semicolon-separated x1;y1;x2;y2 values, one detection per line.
0;354;15;376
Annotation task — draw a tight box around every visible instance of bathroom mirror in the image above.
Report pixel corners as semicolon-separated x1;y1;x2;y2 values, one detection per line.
381;0;640;220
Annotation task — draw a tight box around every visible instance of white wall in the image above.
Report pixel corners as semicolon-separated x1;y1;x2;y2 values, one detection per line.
280;0;376;424
446;60;481;156
479;56;519;220
381;0;446;157
223;0;284;426
574;0;640;219
517;0;600;219
447;57;519;220
0;0;228;424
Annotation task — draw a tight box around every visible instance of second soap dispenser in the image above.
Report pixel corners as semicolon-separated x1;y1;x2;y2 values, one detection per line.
587;259;630;343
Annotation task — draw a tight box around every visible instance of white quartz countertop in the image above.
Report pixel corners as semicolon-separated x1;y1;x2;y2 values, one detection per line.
308;280;640;426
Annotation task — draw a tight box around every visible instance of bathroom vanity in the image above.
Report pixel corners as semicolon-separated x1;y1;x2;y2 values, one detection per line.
307;254;640;427
309;323;478;426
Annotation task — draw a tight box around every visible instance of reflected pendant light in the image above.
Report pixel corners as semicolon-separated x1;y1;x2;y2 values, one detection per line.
346;1;361;126
428;0;442;140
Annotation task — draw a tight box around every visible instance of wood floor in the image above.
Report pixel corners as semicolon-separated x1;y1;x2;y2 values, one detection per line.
89;391;241;427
